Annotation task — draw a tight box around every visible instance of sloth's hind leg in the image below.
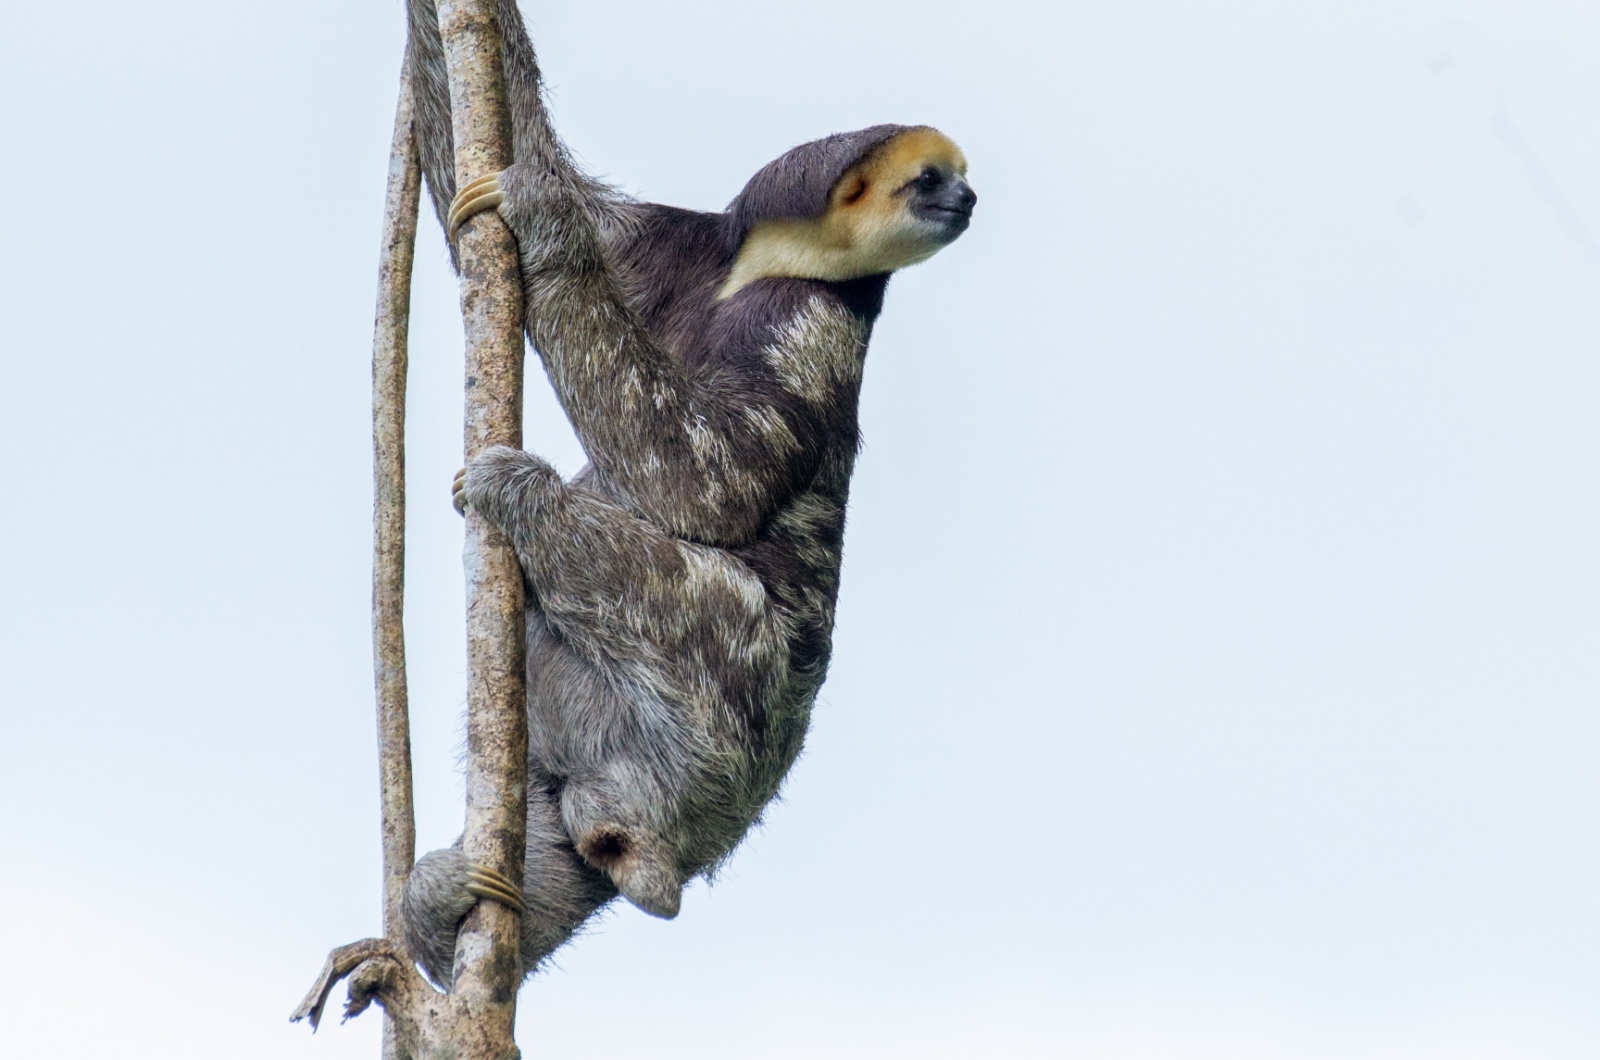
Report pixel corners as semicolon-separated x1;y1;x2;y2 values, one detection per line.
462;449;785;920
400;784;616;987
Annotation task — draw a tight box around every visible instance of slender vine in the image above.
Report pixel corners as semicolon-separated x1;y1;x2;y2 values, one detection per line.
371;47;421;1060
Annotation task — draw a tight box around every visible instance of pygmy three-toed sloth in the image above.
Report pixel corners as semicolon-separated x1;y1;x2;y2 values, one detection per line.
400;0;977;986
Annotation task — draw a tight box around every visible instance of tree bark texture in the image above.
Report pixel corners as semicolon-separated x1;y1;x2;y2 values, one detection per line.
295;7;528;1058
373;49;423;1060
440;0;530;1048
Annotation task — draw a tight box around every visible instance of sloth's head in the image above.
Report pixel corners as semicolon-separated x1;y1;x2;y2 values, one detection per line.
825;127;976;269
718;125;976;300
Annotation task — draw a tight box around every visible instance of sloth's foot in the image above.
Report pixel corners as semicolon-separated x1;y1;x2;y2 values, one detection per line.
464;862;526;915
447;172;506;240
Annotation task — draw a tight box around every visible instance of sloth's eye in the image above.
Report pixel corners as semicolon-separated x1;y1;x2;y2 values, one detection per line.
916;168;942;191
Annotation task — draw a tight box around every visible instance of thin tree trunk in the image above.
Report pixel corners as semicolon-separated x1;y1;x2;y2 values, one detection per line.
373;48;422;1060
437;0;530;1050
294;7;527;1057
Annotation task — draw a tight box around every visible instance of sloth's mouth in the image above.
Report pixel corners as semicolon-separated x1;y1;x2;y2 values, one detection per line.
926;205;973;232
919;201;972;222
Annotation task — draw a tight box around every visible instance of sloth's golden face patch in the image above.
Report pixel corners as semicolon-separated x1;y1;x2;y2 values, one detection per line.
834;128;969;212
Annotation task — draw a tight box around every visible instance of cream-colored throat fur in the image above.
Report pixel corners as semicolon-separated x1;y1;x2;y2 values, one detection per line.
716;217;940;301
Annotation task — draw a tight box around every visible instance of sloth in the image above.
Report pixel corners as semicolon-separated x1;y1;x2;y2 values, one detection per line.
400;0;977;987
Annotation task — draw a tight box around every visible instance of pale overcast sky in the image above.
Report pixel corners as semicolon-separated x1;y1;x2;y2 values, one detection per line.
2;1;1597;1057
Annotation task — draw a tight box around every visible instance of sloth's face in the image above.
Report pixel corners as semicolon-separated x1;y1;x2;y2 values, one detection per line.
828;129;976;272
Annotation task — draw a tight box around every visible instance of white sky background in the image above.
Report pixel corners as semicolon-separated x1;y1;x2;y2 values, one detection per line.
1;0;1596;1055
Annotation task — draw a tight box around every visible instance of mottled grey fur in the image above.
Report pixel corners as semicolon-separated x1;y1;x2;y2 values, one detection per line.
400;0;969;988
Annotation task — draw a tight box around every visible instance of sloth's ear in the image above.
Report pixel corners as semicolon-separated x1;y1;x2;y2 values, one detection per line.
836;173;870;207
579;826;683;920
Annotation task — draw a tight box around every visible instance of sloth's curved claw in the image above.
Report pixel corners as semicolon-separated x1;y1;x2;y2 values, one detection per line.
464;863;526;915
447;172;506;241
